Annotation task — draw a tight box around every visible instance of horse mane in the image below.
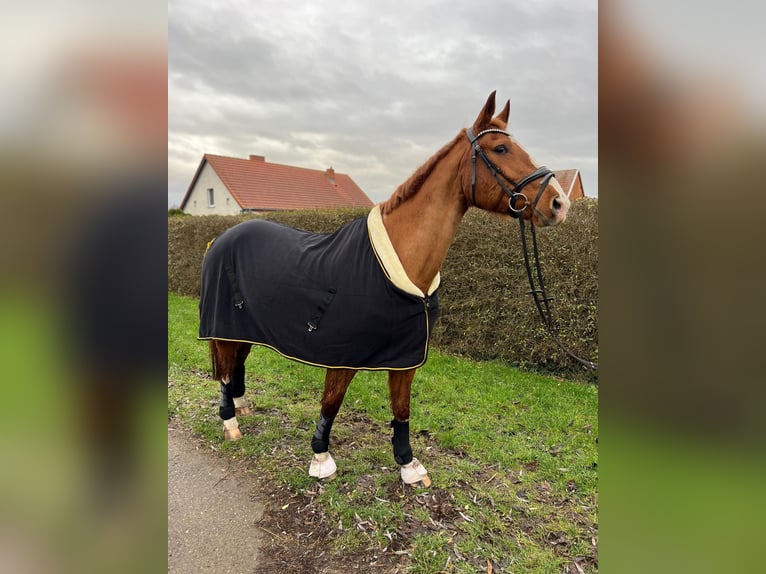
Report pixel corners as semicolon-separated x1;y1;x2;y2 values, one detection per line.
380;129;467;215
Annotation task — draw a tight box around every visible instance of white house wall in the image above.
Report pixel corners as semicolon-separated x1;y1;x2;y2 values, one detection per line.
183;162;241;215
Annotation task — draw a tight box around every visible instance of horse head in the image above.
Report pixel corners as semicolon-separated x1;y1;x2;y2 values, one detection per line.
465;91;570;227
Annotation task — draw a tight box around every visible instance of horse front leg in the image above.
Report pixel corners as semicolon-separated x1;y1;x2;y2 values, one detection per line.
388;369;431;487
308;368;356;480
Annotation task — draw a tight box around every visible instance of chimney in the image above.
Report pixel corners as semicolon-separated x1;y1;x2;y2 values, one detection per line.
325;167;335;181
249;154;265;162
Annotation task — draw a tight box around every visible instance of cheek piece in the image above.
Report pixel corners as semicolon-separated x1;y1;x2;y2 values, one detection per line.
391;419;413;465
311;412;335;453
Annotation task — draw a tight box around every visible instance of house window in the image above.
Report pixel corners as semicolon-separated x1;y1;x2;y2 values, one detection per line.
207;188;215;207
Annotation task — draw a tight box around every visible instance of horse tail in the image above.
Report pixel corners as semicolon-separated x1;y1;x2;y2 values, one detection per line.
209;340;220;381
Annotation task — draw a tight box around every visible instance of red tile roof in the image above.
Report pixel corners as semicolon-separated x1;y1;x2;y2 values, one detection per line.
181;154;374;211
553;169;584;199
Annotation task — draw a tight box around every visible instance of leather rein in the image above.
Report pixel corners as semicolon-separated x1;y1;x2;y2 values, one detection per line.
467;128;598;371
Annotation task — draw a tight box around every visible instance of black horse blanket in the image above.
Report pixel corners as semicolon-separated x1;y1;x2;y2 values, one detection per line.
199;212;439;370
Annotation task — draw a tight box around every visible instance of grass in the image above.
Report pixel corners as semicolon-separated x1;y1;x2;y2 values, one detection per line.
168;292;598;572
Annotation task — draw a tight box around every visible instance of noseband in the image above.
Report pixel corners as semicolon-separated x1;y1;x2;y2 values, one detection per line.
466;127;598;371
466;127;555;218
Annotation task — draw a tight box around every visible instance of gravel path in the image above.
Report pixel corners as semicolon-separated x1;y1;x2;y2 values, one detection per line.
168;425;265;573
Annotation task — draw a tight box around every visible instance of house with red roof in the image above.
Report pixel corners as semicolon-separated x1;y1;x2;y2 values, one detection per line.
180;154;374;215
552;169;586;200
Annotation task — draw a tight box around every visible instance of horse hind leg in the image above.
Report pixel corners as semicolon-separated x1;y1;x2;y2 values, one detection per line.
230;343;253;417
388;369;431;488
309;368;356;480
210;340;252;441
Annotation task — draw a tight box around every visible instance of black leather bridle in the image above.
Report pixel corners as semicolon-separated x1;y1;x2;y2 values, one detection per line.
466;127;598;371
466;127;555;218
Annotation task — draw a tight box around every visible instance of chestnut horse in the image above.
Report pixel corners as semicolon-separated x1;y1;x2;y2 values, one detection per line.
204;92;570;486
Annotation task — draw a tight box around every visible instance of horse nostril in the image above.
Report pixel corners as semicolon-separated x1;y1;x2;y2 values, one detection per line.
552;197;562;212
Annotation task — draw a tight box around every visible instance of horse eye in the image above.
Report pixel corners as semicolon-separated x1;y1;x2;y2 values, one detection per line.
493;145;508;154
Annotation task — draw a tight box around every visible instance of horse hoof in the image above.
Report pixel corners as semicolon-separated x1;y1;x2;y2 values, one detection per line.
224;427;242;441
401;458;430;487
410;474;432;488
234;406;253;417
309;451;337;480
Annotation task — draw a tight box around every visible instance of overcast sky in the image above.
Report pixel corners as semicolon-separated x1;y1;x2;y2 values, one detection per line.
168;0;597;207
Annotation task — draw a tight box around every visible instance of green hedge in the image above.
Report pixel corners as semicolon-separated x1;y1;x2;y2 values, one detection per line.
168;200;597;381
432;200;598;381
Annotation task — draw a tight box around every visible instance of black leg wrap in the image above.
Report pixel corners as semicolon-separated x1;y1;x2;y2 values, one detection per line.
311;412;335;453
230;364;245;398
391;419;413;466
219;382;235;420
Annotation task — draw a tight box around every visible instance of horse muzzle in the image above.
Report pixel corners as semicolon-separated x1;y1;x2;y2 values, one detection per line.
530;186;570;227
549;193;571;224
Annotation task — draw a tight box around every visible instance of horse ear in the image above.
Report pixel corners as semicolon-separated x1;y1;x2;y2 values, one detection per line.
494;99;510;128
472;91;497;131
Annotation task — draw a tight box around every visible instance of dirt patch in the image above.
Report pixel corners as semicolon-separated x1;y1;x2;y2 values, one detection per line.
171;410;597;573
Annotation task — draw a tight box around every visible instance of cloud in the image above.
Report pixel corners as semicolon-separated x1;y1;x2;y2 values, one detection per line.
168;0;597;205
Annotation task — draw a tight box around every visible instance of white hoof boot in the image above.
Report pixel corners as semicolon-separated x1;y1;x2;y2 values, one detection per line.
309;451;337;480
233;396;252;417
223;417;242;441
401;458;431;487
